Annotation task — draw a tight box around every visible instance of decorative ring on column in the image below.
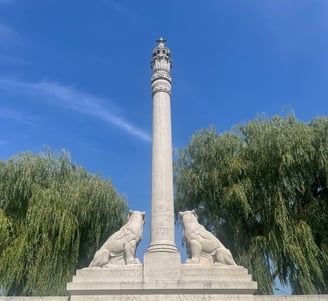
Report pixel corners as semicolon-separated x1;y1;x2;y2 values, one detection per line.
151;71;172;83
151;80;171;95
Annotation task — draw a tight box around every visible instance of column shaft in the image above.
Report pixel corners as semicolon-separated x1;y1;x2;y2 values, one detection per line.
144;39;181;281
148;90;176;252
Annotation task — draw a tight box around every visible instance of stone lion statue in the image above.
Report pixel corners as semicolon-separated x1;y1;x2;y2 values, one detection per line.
179;210;236;265
89;210;145;267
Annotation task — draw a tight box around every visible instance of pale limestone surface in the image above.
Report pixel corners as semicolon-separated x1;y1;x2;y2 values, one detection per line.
0;296;69;301
254;297;328;301
89;211;145;267
143;38;181;281
68;295;256;301
73;265;143;283
146;38;178;254
143;251;181;282
19;294;327;301
179;210;236;265
67;264;257;299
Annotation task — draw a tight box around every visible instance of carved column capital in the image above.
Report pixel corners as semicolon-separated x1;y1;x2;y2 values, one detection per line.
151;38;172;95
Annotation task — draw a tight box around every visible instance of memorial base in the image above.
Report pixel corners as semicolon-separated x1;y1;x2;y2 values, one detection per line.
69;295;255;301
67;264;257;301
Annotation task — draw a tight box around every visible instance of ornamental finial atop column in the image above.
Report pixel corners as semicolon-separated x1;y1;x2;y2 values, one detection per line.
151;37;172;73
156;37;166;46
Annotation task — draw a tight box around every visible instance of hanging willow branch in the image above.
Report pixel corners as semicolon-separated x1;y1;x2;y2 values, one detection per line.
0;149;128;296
175;115;328;294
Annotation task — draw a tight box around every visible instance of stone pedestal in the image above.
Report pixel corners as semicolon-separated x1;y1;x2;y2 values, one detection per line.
143;251;181;281
67;263;257;301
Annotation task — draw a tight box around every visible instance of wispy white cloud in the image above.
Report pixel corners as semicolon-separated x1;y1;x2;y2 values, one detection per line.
0;78;151;143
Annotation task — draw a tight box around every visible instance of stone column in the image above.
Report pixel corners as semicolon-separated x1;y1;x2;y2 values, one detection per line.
143;38;181;281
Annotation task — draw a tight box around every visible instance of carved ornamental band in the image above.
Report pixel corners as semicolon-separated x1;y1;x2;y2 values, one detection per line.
151;80;171;96
151;71;172;83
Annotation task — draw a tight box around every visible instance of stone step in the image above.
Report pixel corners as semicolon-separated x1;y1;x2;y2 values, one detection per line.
181;265;253;282
72;265;254;284
75;266;143;283
67;280;258;295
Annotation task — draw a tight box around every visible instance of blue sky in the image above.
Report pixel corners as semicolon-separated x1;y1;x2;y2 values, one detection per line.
0;0;327;293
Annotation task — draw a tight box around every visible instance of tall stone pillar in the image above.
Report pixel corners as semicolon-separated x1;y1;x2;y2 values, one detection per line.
143;38;181;281
67;39;258;299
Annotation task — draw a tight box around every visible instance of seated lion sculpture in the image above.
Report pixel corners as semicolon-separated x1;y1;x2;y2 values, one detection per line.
89;210;145;267
179;210;236;265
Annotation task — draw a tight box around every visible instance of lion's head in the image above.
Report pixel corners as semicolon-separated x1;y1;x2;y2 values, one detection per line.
179;209;198;226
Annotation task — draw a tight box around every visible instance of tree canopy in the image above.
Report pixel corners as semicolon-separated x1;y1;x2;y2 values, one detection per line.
0;149;128;296
174;115;328;294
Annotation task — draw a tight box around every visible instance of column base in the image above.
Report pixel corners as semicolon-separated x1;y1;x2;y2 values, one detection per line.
143;250;181;281
146;240;178;253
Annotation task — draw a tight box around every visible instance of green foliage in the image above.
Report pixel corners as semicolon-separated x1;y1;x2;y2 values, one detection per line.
0;149;128;296
174;115;328;294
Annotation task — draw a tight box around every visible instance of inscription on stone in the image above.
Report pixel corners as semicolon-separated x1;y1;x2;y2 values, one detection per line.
154;226;170;235
153;206;169;215
111;295;213;301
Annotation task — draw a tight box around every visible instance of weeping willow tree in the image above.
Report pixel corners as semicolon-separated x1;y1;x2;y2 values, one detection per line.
0;149;128;296
174;115;328;294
